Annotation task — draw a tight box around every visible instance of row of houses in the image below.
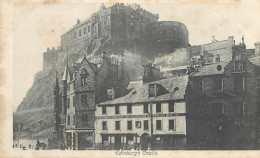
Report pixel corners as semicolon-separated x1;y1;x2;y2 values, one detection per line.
51;41;260;150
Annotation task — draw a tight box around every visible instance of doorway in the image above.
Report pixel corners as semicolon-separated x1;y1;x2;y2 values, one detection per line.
141;133;150;150
115;135;121;150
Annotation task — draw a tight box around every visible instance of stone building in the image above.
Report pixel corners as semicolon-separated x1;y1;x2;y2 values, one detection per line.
60;3;189;48
53;54;129;150
95;74;188;150
186;43;260;149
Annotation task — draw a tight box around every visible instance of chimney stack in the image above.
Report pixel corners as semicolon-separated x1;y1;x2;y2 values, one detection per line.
212;36;217;43
254;42;260;55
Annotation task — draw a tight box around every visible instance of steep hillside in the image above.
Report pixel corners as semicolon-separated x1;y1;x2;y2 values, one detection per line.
13;106;53;139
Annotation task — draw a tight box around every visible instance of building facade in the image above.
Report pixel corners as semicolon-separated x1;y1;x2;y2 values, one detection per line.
95;75;188;150
53;54;130;150
186;43;260;149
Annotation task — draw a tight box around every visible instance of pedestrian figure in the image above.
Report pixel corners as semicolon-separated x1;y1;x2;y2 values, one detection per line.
100;144;104;150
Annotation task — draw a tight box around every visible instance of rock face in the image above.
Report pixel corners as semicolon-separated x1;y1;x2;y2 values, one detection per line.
14;3;190;138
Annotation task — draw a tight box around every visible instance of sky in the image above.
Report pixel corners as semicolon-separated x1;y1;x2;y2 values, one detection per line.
13;1;260;112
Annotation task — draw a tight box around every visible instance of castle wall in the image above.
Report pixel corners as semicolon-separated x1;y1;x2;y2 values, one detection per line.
43;48;58;71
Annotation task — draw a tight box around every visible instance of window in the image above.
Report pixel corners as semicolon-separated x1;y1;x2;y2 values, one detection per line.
88;26;90;32
115;105;120;114
234;61;244;70
74;32;76;38
156;120;162;130
79;30;81;36
82;114;87;124
81;76;87;86
84;28;86;34
127;104;132;114
81;94;87;106
233;102;244;118
67;98;70;108
169;101;174;112
156;103;161;113
169;120;175;130
234;76;244;90
115;121;120;130
127;120;132;130
127;135;133;145
136;121;141;129
213;76;223;91
102;121;107;130
73;115;75;125
102;135;108;143
143;104;148;113
80;69;88;86
149;84;156;97
144;120;149;130
67;115;70;126
102;106;106;115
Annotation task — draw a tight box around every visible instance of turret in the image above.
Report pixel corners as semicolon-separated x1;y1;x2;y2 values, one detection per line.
53;71;62;141
62;58;71;115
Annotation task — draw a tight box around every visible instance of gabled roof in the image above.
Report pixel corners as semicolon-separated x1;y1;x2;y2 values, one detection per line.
98;75;189;105
190;62;228;77
75;57;98;72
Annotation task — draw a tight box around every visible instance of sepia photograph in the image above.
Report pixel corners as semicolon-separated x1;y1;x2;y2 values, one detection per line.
1;0;260;157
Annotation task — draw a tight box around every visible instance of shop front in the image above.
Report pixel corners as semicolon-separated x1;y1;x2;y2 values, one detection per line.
66;129;94;150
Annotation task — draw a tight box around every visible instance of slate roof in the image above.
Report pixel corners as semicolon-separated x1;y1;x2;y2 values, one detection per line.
127;80;143;90
161;65;189;72
98;75;189;105
190;62;228;77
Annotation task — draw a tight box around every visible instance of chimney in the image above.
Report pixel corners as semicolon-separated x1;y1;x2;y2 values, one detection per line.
254;42;260;55
142;62;161;83
77;19;80;24
212;36;216;43
107;88;115;100
228;36;234;45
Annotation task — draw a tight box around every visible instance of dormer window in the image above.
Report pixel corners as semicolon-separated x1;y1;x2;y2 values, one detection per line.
149;84;156;97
